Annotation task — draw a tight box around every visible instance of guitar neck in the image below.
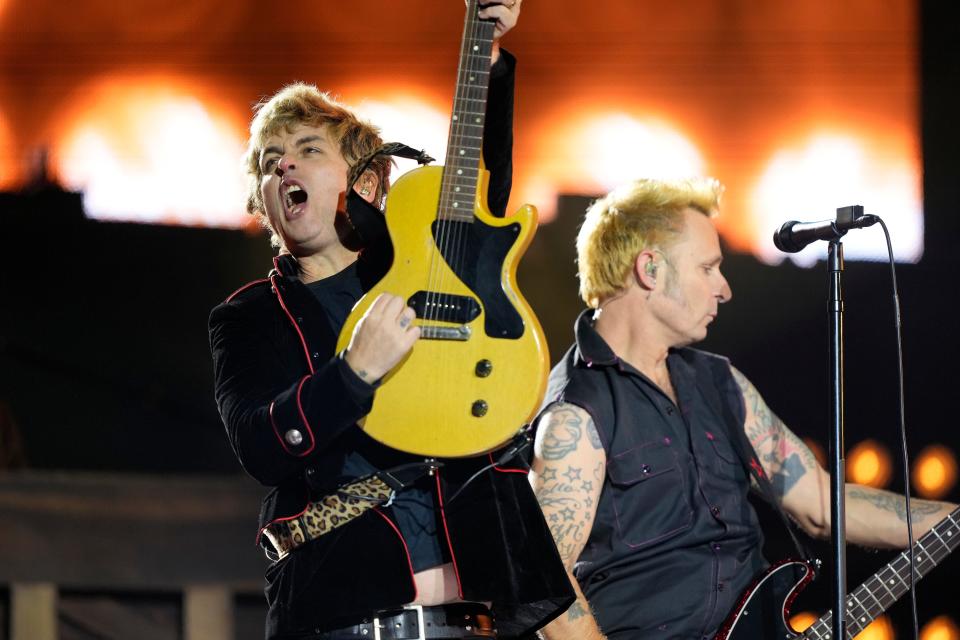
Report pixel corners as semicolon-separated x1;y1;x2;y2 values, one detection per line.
439;0;495;224
803;506;960;639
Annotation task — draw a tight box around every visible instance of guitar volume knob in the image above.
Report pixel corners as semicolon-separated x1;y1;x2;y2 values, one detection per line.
475;359;493;377
471;400;489;417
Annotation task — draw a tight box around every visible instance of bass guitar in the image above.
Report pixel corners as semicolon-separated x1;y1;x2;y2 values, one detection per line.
336;1;548;457
715;506;960;639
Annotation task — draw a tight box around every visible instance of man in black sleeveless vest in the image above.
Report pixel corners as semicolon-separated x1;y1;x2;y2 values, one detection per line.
530;178;956;639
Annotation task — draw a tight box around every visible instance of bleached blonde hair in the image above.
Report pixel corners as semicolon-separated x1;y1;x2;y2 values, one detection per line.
576;177;723;308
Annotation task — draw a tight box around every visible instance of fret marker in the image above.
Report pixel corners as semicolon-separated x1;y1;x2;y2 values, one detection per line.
453;202;459;208
453;115;459;121
889;579;895;585
459;149;465;155
475;117;482;124
948;531;953;537
457;169;463;175
455;187;461;192
469;75;475;81
473;45;479;51
861;617;866;623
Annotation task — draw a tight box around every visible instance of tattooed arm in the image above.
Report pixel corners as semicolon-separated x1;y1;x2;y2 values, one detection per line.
530;402;608;640
731;366;955;548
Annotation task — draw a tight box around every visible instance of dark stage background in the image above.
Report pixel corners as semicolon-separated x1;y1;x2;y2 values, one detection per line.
1;1;958;638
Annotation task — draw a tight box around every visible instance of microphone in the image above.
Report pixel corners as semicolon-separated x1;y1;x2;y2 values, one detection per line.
773;206;879;253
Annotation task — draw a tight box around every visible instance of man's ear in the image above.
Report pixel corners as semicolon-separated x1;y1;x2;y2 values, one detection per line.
634;250;659;290
353;170;380;204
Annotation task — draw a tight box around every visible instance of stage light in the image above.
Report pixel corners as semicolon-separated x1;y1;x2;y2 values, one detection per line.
789;611;817;632
351;96;449;182
52;77;248;228
750;132;922;267
847;439;893;489
519;111;705;222
920;616;960;640
913;445;958;500
0;108;13;189
857;615;895;640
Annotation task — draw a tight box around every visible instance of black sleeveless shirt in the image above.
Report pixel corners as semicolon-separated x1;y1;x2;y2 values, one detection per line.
540;311;768;639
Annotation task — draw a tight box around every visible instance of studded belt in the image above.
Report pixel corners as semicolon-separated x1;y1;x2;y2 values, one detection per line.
309;603;496;639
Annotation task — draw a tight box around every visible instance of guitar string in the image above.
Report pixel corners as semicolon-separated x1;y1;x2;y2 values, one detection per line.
428;0;475;341
800;511;958;639
431;0;482;428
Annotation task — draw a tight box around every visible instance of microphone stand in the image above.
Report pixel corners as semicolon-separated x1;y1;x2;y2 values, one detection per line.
828;238;847;640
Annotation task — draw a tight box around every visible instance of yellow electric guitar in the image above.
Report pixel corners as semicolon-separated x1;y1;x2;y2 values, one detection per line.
336;0;548;458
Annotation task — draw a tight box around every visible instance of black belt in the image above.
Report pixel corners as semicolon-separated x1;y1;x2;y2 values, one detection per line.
309;603;496;639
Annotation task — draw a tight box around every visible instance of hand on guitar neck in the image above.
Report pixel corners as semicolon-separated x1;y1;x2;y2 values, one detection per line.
343;293;420;384
478;0;522;65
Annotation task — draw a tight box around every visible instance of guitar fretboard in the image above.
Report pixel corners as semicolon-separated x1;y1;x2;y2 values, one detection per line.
802;507;960;639
438;0;495;224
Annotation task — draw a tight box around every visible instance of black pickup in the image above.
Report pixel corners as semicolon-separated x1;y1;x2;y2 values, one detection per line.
407;291;481;324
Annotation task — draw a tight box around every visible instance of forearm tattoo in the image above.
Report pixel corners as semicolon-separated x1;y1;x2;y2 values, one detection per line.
847;487;944;523
567;601;588;621
534;407;604;564
731;367;817;499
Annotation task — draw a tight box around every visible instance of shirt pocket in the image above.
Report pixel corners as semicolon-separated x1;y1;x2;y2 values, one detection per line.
704;429;746;483
606;440;694;549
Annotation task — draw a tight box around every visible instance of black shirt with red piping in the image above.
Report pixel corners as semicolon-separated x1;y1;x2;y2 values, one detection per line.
209;51;573;639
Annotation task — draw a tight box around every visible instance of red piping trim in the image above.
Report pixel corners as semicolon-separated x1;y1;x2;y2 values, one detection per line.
373;508;418;602
434;470;464;599
266;377;316;457
293;376;317;455
255;500;310;546
270;274;316;374
225;278;269;303
488;452;527;474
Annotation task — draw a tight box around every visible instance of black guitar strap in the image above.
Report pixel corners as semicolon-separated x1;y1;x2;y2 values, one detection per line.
704;359;814;563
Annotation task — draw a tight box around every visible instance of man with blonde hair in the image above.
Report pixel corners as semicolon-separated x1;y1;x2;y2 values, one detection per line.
209;2;573;638
531;177;956;638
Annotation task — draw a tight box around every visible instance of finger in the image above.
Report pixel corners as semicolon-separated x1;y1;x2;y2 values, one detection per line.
367;293;390;315
378;293;406;319
398;306;417;329
478;5;518;34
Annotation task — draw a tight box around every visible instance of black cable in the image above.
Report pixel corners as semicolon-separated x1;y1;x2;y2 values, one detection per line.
873;215;919;640
445;430;533;504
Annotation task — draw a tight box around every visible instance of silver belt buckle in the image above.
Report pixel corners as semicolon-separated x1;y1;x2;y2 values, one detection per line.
405;604;426;640
372;605;426;640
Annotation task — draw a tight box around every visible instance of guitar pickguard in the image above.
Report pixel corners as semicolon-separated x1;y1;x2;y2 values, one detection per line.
714;560;813;640
431;219;524;339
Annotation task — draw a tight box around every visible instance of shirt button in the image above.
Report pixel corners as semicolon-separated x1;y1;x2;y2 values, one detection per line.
717;582;725;592
711;506;721;517
712;543;721;551
285;429;304;446
666;406;674;415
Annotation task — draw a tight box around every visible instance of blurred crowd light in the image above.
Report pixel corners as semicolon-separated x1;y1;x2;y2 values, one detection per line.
921;616;960;640
790;611;817;632
913;445;958;500
847;439;894;489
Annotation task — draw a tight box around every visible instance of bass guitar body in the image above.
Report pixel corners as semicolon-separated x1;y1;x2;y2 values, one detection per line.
714;559;815;640
335;165;548;458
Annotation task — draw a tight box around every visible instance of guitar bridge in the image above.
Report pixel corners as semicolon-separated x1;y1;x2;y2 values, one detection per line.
419;324;472;341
